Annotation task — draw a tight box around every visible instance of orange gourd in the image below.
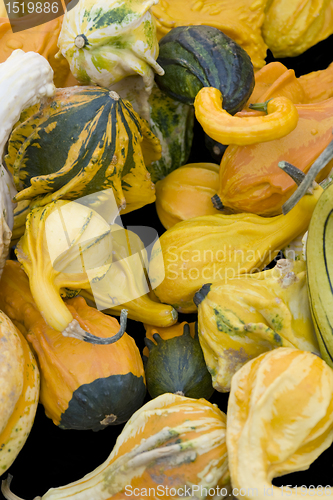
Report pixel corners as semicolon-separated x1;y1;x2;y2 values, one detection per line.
215;97;333;216
0;260;146;431
155;163;223;229
243;60;333;108
0;16;78;87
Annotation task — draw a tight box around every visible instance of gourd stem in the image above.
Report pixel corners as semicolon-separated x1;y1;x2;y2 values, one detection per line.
278;162;305;186
62;309;128;344
1;475;41;500
281;136;333;215
248;99;272;114
211;194;224;210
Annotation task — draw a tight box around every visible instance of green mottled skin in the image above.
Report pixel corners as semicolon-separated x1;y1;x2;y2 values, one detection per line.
147;85;194;182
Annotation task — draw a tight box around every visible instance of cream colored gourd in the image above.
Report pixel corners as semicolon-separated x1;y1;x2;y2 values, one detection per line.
0;49;55;276
0;311;39;476
227;348;333;500
195;259;320;392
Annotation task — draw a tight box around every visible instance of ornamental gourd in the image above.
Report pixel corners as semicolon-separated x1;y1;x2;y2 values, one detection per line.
194;259;320;392
227;348;333;500
81;223;178;327
15;199;115;334
149;172;323;313
151;0;268;70
0;49;55;275
262;0;333;58
195;89;299;146
213;89;333;216
2;393;230;500
5;86;161;214
0;260;146;431
304;178;333;368
0;310;39;476
155;25;255;115
16;199;178;330
143;322;214;400
106;78;195;183
155;163;223;229
56;0;164;93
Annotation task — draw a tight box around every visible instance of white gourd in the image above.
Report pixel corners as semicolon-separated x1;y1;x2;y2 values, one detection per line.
0;49;55;275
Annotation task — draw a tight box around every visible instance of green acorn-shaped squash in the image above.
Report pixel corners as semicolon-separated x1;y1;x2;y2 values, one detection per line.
144;323;214;399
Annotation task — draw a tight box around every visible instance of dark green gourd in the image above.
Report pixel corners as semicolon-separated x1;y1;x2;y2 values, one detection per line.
144;323;214;399
155;25;255;114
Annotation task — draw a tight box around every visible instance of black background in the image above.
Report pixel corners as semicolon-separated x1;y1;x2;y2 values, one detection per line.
1;33;333;499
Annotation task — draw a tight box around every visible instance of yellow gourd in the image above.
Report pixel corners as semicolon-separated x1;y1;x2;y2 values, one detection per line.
262;0;333;58
150;181;322;313
195;259;320;392
227;348;333;500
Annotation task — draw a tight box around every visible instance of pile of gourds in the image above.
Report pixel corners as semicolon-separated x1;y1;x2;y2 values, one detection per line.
1;0;333;498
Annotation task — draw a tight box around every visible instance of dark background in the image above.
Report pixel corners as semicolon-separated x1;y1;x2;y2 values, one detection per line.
1;34;333;499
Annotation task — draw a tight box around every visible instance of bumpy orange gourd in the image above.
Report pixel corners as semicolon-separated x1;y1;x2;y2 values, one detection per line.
0;16;78;88
0;260;146;431
155;163;223;229
215;97;333;216
243;61;333;108
0;309;39;476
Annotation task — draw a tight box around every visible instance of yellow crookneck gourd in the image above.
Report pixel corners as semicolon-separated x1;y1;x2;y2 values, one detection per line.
150;143;333;313
150;182;322;313
194;259;319;392
16;199;177;331
227;348;333;500
80;224;178;327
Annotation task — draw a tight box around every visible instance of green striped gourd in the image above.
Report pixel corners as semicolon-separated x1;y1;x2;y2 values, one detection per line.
5;86;161;212
155;25;254;114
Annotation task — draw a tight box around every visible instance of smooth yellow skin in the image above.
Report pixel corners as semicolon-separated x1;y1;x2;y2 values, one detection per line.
194;87;299;146
155;163;222;230
197;259;320;392
227;348;333;499
150;184;323;313
16;200;113;331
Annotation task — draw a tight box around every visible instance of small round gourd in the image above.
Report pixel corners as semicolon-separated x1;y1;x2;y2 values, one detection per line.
144;323;214;399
